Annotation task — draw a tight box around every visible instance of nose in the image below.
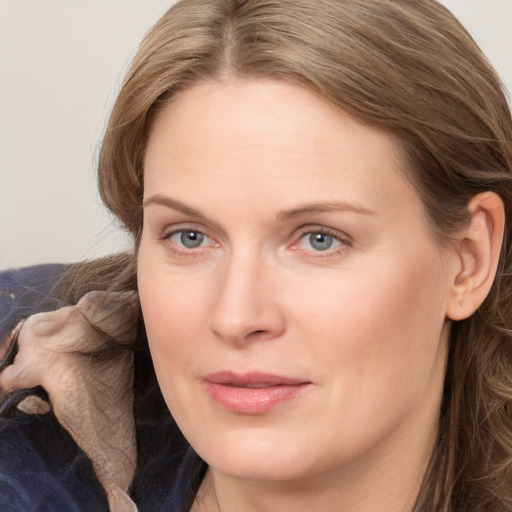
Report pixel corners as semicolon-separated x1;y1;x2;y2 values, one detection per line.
208;253;286;345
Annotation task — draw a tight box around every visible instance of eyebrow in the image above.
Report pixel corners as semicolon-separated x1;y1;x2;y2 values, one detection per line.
276;201;377;221
143;195;208;220
143;194;377;221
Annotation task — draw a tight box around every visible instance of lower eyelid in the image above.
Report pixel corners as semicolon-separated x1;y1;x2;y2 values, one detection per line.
305;237;341;251
163;228;222;255
160;226;350;254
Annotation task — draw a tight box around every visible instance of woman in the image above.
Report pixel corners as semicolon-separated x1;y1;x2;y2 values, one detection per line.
1;0;512;510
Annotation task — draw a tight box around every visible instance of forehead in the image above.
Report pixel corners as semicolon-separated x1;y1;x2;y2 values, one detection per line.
145;79;401;176
143;78;422;227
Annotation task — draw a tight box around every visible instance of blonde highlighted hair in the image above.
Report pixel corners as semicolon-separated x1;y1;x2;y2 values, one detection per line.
88;1;512;509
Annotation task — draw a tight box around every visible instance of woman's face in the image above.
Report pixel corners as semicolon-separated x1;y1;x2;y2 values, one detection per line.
138;79;455;484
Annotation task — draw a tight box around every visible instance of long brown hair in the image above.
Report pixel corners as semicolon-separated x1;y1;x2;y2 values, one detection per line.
94;1;512;509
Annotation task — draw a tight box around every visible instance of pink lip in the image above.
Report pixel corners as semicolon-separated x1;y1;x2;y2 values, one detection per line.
203;371;311;414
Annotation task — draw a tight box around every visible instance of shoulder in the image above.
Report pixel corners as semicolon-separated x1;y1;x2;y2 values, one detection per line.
0;408;108;511
0;263;206;509
0;264;110;510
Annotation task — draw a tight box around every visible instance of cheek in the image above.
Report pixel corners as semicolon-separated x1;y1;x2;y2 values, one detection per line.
137;256;218;396
290;248;450;394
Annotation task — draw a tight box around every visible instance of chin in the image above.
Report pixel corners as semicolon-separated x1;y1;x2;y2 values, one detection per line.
193;426;316;481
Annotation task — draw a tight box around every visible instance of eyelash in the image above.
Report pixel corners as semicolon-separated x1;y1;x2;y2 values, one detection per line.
160;227;218;257
290;226;351;257
160;225;351;258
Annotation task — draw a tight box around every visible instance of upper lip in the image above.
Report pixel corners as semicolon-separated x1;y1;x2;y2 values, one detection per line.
203;371;310;387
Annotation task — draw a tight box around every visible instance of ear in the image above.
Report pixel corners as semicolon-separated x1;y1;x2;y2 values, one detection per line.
446;192;505;321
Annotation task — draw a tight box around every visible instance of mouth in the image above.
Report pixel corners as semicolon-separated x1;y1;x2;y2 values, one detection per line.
202;371;312;414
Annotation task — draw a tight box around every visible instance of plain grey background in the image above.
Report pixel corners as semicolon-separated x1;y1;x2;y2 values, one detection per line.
1;0;511;269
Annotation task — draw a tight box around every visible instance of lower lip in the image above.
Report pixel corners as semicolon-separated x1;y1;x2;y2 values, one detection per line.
204;382;310;414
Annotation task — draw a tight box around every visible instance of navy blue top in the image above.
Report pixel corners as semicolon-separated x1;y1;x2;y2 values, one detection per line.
0;265;207;511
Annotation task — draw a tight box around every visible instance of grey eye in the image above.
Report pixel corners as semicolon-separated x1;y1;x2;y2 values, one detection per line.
307;233;334;251
171;230;206;249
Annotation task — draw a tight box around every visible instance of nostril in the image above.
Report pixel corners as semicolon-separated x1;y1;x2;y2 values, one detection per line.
245;329;269;341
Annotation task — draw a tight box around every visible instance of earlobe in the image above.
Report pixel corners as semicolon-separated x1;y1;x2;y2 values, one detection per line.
446;192;505;321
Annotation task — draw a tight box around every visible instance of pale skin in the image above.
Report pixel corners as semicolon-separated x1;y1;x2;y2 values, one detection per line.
138;79;504;512
0;79;504;512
